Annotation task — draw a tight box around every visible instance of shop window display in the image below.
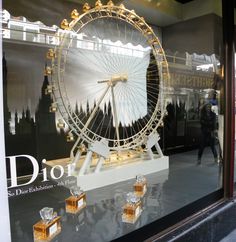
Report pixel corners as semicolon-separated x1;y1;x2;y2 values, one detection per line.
2;0;225;241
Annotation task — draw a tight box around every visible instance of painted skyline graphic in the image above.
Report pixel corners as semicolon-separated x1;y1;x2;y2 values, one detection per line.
3;45;73;177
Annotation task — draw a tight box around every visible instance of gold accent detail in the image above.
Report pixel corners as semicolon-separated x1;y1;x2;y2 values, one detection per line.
45;85;53;95
60;19;69;29
140;17;145;21
119;3;125;9
148;39;158;45
92;152;98;158
46;49;55;59
95;0;103;8
44;66;52;76
49;103;57;113
137;17;145;27
159;121;164;127
83;3;91;12
79;144;87;153
136;146;143;153
129;10;137;20
71;9;79;19
118;4;125;14
66;132;74;142
57;119;65;129
107;0;114;7
144;27;152;35
116;153;122;161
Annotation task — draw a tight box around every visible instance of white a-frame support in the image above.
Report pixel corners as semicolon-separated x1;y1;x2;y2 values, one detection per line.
146;132;163;160
79;138;109;176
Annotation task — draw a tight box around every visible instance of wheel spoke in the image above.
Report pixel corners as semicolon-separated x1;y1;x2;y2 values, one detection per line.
111;85;120;149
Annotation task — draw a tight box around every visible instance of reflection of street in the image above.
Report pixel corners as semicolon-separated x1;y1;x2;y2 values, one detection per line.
218;115;224;157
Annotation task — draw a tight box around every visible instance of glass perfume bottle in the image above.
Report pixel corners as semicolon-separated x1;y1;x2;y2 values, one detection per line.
122;192;142;223
33;207;61;241
65;186;86;214
134;174;147;197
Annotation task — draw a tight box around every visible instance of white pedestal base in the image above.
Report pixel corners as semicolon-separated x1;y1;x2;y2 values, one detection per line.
77;156;169;191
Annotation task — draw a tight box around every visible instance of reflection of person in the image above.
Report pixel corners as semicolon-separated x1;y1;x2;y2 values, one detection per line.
197;103;218;165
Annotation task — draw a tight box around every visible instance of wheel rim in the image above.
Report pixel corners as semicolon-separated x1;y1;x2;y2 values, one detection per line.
50;3;170;150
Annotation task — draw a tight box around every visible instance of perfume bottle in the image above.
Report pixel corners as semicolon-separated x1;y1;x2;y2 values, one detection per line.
122;192;142;224
134;174;147;197
65;186;86;214
33;207;61;241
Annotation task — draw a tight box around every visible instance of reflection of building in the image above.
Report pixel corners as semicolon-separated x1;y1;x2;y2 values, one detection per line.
162;50;221;153
35;74;57;134
3;54;74;176
35;74;73;162
2;9;147;58
15;108;35;135
3;53;11;136
2;9;58;45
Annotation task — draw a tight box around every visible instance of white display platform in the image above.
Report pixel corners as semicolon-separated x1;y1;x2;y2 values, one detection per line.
45;154;169;191
77;156;169;191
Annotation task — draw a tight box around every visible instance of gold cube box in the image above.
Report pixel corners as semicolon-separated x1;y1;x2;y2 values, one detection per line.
33;216;61;242
134;180;147;197
122;200;142;224
65;192;86;214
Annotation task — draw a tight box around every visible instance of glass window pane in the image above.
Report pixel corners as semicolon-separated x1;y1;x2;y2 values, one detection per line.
3;1;224;241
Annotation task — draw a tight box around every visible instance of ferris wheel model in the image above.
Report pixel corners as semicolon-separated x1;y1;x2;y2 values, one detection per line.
45;0;170;176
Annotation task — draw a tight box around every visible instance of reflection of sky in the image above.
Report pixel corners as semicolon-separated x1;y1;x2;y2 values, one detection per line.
65;44;151;126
